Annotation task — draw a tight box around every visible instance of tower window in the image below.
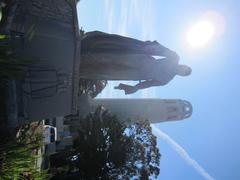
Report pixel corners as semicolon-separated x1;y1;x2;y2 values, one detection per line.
167;107;178;113
167;115;178;120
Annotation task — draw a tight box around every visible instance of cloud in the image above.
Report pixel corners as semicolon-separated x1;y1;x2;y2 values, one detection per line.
117;0;129;36
103;0;156;38
151;125;215;180
104;0;114;33
139;0;156;41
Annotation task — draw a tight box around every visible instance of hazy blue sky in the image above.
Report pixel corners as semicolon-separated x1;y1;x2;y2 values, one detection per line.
77;0;240;179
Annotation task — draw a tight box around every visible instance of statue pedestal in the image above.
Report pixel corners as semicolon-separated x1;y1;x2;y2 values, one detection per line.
6;0;81;127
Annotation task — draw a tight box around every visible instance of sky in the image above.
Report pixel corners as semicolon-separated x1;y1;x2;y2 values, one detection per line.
77;0;240;179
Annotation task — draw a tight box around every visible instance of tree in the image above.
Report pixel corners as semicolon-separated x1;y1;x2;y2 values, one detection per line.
79;79;107;98
53;107;161;179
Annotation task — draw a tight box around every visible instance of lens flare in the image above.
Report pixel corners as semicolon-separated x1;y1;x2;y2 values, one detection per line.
187;20;216;48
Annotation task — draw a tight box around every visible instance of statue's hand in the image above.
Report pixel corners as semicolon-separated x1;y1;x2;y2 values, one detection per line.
114;83;138;94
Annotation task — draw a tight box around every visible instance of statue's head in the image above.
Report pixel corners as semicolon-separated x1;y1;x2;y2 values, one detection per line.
177;65;192;76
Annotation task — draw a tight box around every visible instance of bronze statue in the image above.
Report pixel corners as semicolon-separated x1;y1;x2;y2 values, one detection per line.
80;31;191;94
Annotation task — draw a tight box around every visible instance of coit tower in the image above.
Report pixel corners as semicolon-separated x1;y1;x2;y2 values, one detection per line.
79;96;193;124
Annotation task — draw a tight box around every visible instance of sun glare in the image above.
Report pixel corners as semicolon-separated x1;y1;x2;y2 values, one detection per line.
187;20;216;48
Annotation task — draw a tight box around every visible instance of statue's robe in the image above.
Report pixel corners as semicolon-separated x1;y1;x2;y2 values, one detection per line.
81;31;173;56
79;54;178;84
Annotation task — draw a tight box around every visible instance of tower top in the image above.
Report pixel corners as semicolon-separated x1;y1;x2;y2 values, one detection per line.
181;100;192;119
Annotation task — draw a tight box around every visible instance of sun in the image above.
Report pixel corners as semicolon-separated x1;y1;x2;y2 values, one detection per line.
187;20;216;48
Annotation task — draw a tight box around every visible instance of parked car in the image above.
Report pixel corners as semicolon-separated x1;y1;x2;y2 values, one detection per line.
43;125;57;144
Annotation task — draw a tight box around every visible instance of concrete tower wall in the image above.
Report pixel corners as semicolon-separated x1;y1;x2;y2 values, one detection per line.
91;98;192;124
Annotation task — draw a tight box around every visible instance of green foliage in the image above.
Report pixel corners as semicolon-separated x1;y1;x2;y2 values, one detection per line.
0;5;36;83
127;120;161;179
55;107;160;179
79;79;107;98
25;24;36;42
0;35;27;74
0;3;4;23
73;107;129;179
0;34;33;86
0;123;50;180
